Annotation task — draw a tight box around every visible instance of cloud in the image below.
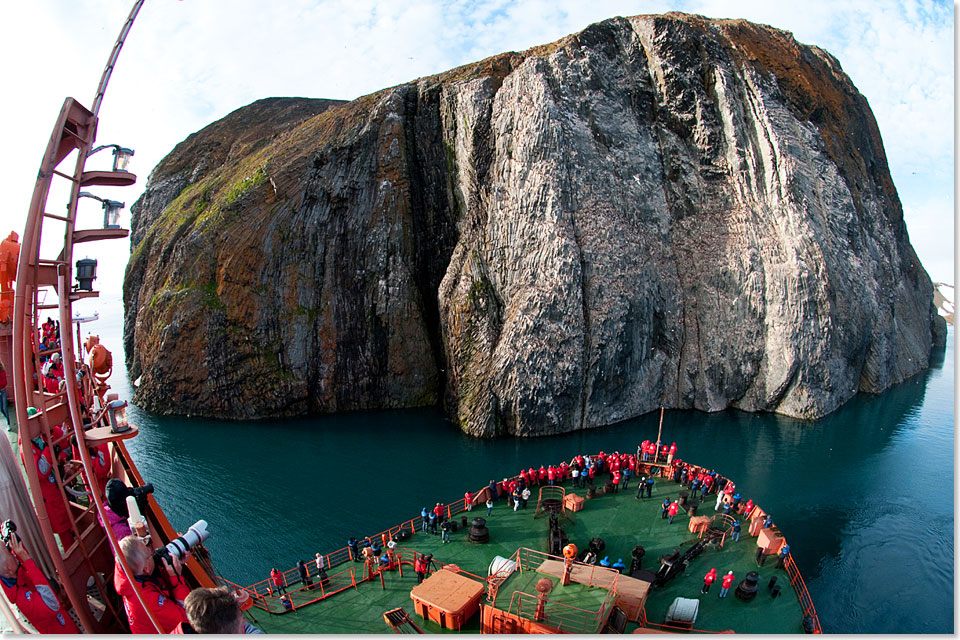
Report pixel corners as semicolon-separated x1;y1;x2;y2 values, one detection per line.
0;0;952;292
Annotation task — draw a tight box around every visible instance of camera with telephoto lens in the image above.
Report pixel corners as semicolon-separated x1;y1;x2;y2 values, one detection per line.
129;483;154;499
153;520;210;566
1;520;17;546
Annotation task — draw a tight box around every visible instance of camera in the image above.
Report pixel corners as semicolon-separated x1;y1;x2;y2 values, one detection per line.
129;483;154;499
1;520;17;546
154;520;210;565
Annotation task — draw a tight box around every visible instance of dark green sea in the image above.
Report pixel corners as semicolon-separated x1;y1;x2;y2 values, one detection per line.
91;296;953;634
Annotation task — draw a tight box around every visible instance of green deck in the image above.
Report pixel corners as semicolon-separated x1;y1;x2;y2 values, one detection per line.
247;477;807;634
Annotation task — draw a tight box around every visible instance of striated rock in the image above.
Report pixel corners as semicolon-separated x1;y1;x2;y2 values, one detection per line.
124;13;945;434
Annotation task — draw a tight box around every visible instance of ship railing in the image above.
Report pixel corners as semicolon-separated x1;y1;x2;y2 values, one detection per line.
508;589;606;634
236;564;361;614
784;553;822;633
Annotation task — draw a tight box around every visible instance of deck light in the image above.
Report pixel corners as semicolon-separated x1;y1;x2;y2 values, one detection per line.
78;191;125;229
112;146;135;172
88;143;135;172
107;399;130;433
75;258;98;291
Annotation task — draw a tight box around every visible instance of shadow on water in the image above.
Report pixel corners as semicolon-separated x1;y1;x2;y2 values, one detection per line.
96;284;949;634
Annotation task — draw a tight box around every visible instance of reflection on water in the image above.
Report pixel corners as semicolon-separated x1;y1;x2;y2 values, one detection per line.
88;297;953;633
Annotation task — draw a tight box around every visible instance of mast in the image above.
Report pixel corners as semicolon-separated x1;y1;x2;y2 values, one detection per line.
9;1;214;632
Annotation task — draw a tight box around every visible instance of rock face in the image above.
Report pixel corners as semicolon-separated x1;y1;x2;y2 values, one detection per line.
124;13;945;435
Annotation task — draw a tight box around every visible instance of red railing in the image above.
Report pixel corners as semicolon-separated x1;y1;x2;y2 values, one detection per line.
784;553;822;633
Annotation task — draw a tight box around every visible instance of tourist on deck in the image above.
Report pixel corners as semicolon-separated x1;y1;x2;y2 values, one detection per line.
776;544;791;568
612;558;626;572
646;476;654;498
270;568;287;595
175;586;263;634
433;503;445;527
611;470;621;492
464;491;473;511
527;467;537;487
427;510;438;535
715;491;724;512
636;476;647;500
486;498;493;516
22;429;75;549
521;487;531;509
667;501;679;524
764;515;773;529
621;466;633;490
348;537;360;562
115;535;190;633
661;498;670;519
742;499;754;517
667;442;677;464
315;553;325;575
689;477;700;499
538;466;547;485
512;487;521;512
0;530;79;633
570;466;580;487
420;508;429;532
279;594;293;612
440;519;452;543
702;568;717;593
414;553;430;583
732;520;741;542
297;559;312;590
719;571;735;598
487;479;499;500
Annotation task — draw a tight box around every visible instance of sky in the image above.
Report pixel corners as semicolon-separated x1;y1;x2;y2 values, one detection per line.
0;0;953;302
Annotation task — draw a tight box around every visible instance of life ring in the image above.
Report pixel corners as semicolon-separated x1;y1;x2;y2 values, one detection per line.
563;543;578;559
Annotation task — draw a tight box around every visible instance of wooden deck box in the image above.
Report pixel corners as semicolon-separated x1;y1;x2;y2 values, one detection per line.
564;493;584;512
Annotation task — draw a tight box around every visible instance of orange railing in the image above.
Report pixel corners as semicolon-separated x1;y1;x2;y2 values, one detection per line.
505;547;619;633
784;553;822;633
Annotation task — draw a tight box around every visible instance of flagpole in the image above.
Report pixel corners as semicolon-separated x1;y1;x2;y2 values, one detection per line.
655;406;664;463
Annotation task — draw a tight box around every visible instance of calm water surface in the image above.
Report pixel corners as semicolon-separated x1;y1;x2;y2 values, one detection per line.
88;296;954;634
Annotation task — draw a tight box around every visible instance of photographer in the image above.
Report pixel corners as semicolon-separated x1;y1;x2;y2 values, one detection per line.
0;525;79;633
172;586;263;634
113;535;190;633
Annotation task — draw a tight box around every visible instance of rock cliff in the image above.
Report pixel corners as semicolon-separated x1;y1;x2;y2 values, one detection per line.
124;13;946;435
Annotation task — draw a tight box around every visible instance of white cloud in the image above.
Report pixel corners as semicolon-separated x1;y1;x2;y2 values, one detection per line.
0;0;952;295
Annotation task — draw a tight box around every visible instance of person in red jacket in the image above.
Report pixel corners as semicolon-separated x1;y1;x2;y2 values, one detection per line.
20;430;75;549
538;466;547;484
547;466;556;486
667;501;679;524
719;571;735;598
270;567;286;595
667;442;677;464
114;535;190;634
702;567;717;594
0;531;79;633
464;490;473;512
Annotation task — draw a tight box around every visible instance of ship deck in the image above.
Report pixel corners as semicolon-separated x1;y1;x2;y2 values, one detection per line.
244;476;807;634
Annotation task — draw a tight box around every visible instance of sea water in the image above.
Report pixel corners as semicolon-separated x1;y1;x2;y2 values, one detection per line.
86;295;953;633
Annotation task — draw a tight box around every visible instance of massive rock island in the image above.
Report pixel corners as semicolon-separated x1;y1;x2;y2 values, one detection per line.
124;12;945;436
